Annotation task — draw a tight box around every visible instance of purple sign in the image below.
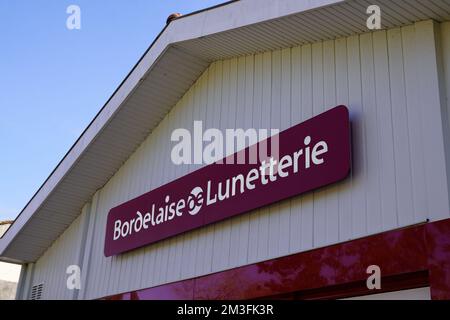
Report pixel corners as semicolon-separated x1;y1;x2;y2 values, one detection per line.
104;105;351;256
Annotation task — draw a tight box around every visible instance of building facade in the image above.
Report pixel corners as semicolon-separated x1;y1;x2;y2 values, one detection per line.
1;0;450;300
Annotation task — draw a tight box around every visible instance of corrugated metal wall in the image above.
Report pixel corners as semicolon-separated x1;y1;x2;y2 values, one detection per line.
29;20;450;299
441;21;450;174
30;207;87;299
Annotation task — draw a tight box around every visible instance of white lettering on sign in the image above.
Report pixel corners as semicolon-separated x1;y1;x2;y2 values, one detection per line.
113;136;328;241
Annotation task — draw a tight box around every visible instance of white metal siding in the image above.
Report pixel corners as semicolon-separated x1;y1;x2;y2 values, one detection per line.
30;207;87;300
440;21;450;186
443;22;450;112
31;20;450;300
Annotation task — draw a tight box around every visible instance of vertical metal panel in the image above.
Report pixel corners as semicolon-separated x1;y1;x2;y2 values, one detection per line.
415;21;450;221
440;22;450;203
386;27;415;228
31;21;450;300
335;36;352;242
247;53;263;264
268;49;281;258
289;46;303;252
30;209;86;300
323;39;340;244
256;51;272;261
402;24;429;225
211;59;230;272
360;32;382;235
279;48;292;257
372;30;398;231
19;263;33;300
312;41;327;247
300;44;315;250
347;33;367;238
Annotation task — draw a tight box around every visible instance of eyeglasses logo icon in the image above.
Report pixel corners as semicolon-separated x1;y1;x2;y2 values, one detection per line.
187;187;204;216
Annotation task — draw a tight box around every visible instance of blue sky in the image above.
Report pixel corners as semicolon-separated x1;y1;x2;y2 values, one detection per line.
0;0;225;221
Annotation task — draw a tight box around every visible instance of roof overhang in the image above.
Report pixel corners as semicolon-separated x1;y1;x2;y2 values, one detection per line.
2;0;450;263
